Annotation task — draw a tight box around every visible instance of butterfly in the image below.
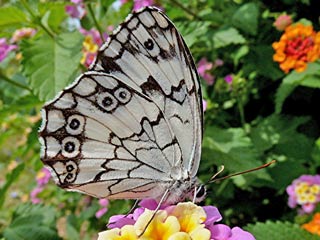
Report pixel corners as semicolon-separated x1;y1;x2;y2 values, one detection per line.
39;6;205;205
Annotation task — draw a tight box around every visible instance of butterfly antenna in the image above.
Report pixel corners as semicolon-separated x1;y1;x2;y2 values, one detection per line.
203;165;225;186
207;160;276;184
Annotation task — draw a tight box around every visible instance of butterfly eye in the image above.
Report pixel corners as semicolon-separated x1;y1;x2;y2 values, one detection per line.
97;92;118;112
66;115;84;135
61;137;80;158
195;185;206;201
144;38;154;50
114;87;131;104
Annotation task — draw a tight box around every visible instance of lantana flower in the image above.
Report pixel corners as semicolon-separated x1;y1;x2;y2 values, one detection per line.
98;199;255;240
302;212;320;236
273;14;292;31
272;23;320;73
197;58;215;85
96;198;110;219
65;0;86;19
286;175;320;214
119;0;155;11
202;99;207;112
11;28;37;43
224;74;233;85
30;167;51;204
133;0;154;11
0;38;17;62
79;28;108;67
36;167;51;186
197;58;224;85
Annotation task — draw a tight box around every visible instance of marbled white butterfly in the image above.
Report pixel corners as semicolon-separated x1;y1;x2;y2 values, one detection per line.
39;6;205;205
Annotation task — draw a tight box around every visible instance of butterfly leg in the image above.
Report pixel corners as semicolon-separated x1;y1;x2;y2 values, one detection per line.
137;188;170;237
107;199;140;228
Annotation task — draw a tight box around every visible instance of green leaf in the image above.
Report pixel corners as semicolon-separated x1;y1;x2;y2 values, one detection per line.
312;137;320;164
250;115;312;190
4;204;61;240
175;21;210;47
0;163;24;209
300;75;320;88
202;126;272;187
275;62;320;113
0;94;42;119
232;2;259;35
246;45;283;80
21;32;83;101
39;2;68;32
246;221;320;240
213;27;246;48
0;6;28;27
250;115;310;153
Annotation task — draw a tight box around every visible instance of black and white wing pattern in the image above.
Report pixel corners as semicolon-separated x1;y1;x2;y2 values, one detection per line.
39;7;203;203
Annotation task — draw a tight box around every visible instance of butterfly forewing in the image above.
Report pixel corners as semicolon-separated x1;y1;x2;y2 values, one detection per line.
91;7;203;176
39;7;203;202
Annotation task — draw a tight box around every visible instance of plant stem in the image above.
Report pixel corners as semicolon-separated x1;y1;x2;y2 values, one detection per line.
237;96;247;131
87;3;106;42
20;0;55;39
0;73;32;92
166;0;202;21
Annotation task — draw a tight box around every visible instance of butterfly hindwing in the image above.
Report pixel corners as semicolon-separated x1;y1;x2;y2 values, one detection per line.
91;7;202;176
39;72;182;199
40;7;203;202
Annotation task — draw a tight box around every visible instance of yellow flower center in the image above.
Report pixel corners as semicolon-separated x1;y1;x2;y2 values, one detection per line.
295;182;320;204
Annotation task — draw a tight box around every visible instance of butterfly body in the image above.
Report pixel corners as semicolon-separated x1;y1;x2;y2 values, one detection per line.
39;7;203;204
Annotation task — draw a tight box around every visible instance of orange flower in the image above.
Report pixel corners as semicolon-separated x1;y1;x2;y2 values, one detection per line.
302;213;320;236
272;23;320;73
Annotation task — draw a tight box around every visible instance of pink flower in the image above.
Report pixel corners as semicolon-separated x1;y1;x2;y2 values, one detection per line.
80;28;108;67
11;28;37;43
96;198;109;218
286;175;320;214
209;225;255;240
36;167;51;186
0;38;17;62
96;208;108;219
273;14;292;31
213;59;224;67
224;74;233;84
203;99;207;112
65;0;86;19
105;200;255;240
133;0;154;11
197;57;215;85
30;186;43;204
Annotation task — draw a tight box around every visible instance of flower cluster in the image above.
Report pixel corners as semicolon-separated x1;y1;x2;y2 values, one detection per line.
65;0;86;19
272;23;320;73
98;199;255;240
11;27;37;43
119;0;155;11
79;28;107;67
30;167;51;204
0;38;17;62
273;14;292;31
96;198;110;219
197;58;224;85
302;213;320;236
286;175;320;214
